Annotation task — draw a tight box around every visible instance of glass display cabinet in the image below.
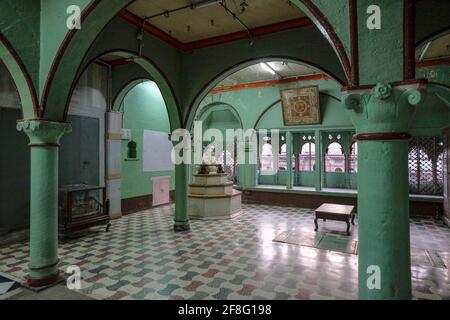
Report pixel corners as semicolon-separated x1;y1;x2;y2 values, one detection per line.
58;184;111;239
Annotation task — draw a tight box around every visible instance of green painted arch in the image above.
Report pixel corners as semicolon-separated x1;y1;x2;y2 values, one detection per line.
0;33;39;119
289;0;351;81
185;57;345;131
112;77;180;133
196;102;244;130
41;0;134;120
70;50;182;130
113;78;152;112
253;100;281;130
40;0;350;123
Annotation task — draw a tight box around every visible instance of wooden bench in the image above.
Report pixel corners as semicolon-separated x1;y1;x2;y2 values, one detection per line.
314;203;356;236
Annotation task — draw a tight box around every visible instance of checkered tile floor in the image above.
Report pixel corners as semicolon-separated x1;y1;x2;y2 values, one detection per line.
0;204;449;300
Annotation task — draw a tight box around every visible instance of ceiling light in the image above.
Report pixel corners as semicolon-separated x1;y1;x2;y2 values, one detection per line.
267;62;281;72
192;0;222;9
260;62;276;75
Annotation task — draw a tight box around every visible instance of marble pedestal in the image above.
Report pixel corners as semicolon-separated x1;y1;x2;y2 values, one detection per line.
188;173;242;220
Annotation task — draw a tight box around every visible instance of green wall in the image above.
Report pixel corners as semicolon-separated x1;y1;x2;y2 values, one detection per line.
199;77;345;130
0;108;30;233
121;81;174;200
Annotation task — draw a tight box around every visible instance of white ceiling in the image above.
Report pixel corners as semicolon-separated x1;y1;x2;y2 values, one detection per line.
126;0;304;43
216;61;322;87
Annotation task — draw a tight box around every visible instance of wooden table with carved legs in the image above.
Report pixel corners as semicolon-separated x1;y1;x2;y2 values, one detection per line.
314;203;356;236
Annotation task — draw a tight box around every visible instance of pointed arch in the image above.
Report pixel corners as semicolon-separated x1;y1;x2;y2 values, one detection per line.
185;56;344;130
66;49;182;130
0;32;39;119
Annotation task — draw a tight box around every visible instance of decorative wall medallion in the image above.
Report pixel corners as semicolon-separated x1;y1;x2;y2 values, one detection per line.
280;86;321;126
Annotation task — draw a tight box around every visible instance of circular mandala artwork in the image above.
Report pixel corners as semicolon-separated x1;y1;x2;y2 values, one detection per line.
292;100;308;116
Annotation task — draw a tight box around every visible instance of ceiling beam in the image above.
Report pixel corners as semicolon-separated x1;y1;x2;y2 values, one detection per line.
209;74;330;94
185;17;312;51
119;10;186;50
119;9;313;52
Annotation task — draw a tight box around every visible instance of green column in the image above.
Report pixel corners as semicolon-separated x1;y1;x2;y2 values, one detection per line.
343;82;426;300
286;131;293;190
174;162;190;231
238;139;257;189
314;129;322;191
17;120;71;287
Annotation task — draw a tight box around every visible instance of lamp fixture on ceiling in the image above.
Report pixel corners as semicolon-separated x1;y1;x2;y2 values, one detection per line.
143;0;223;21
240;1;249;13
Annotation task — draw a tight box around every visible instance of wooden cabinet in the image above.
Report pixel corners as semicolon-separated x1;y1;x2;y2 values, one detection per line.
444;128;450;227
152;176;170;207
58;184;111;239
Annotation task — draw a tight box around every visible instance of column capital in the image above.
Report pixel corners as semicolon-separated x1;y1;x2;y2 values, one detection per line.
17;119;72;147
342;81;427;137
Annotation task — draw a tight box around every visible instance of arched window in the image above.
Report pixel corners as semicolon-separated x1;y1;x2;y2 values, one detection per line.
349;142;358;173
299;142;315;172
325;142;345;173
278;144;295;171
260;143;274;172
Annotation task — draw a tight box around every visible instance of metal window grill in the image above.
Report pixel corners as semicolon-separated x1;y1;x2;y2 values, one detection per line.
408;137;444;195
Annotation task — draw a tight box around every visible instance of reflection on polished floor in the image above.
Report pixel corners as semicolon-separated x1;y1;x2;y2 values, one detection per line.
0;204;449;300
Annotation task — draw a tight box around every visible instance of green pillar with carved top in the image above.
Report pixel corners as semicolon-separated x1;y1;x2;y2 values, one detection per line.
343;82;426;300
174;162;190;231
286;131;293;190
17;120;71;287
172;129;190;232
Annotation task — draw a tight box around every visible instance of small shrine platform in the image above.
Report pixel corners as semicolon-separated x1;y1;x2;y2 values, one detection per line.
188;171;242;220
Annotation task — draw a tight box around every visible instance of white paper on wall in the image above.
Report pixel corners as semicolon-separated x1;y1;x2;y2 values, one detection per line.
143;130;175;172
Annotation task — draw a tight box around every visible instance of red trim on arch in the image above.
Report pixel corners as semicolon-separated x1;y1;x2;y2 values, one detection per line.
299;0;351;84
121;4;349;82
119;9;313;52
404;0;416;80
354;132;412;141
185;17;313;51
348;0;359;86
118;10;186;51
416;58;450;68
209;74;330;94
63;49;182;129
0;32;40;117
40;0;104;117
